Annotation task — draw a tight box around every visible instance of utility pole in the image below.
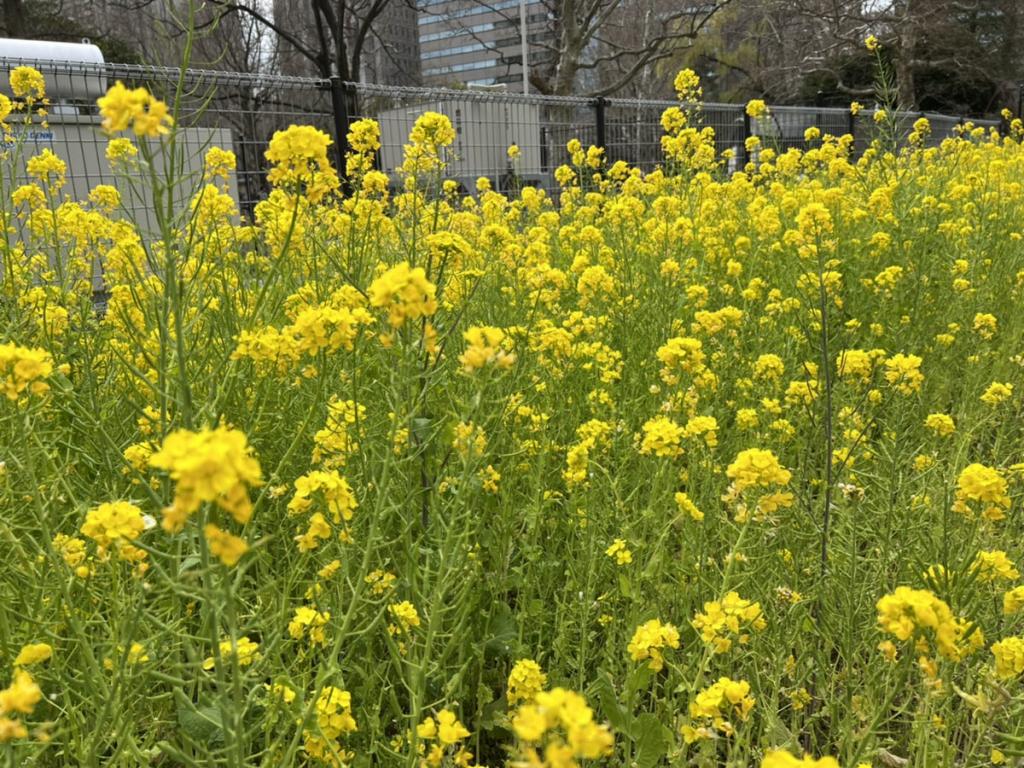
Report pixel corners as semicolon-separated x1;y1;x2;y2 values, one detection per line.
519;0;529;94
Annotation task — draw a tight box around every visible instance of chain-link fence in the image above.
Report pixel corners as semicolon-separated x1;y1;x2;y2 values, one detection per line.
1;57;1003;218
1;59;335;220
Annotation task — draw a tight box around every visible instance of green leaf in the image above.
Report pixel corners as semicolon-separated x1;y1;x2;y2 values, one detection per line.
412;416;432;442
483;601;519;657
618;572;632;598
176;694;224;745
633;713;669;768
593;675;631;734
479;695;509;731
625;663;654;696
760;707;796;748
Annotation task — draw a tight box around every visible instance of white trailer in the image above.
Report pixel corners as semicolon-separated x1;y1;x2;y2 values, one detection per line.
377;96;545;191
0;38;238;231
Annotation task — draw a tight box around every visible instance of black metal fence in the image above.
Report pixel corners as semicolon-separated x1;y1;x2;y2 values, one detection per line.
0;57;1003;217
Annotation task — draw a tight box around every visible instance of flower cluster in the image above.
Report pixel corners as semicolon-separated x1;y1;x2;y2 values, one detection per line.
459;326;515;372
723;448;794;522
415;709;473;766
0;342;53;401
401;111;456;180
883;353;924;395
0;670;42;742
234;300;372;373
953;463;1011;521
980;381;1013;406
971;550;1020;582
204;523;249;567
312;399;366;467
762;752;840;768
288;469;358;551
692;592;767;654
746;99;769;119
81;501;148;564
204;146;236;182
368;262;439;329
26;149;66;188
627;619;680;671
202;636;261;670
304;687;357;765
924;413;955;437
507;659;547;706
605;538;632;565
13;643;52;668
149;426;262;533
97;81;173;138
876;587;982;662
638;416;685;458
510;688;613;767
265;125;338;202
388;601;421;635
10;66;46;102
346;118;381;178
681;677;756;743
991;637;1024;679
656;335;706;385
288;606;331;647
563;419;613;488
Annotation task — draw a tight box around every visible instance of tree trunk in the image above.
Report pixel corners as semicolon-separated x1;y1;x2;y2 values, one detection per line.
552;33;584;95
894;55;916;108
3;0;25;37
896;0;918;108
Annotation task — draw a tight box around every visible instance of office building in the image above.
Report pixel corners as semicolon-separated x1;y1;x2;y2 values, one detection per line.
417;0;551;90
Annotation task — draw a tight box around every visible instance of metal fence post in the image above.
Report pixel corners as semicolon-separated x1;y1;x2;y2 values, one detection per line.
329;76;352;177
741;111;751;167
594;96;607;151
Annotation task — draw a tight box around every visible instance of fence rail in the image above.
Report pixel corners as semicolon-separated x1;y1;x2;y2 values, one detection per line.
1;57;1003;217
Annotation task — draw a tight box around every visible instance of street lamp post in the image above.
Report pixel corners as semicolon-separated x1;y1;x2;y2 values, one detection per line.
519;0;529;94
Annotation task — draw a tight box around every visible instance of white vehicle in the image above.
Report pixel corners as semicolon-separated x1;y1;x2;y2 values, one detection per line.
0;38;237;231
377;96;546;191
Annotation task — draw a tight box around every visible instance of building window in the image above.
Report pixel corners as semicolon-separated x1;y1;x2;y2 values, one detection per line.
418;0;521;25
422;41;488;60
420;22;494;43
423;58;499;76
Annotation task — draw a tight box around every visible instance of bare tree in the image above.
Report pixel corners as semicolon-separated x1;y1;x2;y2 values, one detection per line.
569;0;735;97
29;0;261;71
206;0;395;80
79;0;404;82
678;0;1023;113
666;1;857;103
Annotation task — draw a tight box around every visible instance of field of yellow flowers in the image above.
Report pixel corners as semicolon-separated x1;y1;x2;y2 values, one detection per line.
1;63;1023;768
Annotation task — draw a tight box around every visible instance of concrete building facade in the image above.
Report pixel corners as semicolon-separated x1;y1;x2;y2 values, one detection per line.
368;1;423;85
417;0;552;90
